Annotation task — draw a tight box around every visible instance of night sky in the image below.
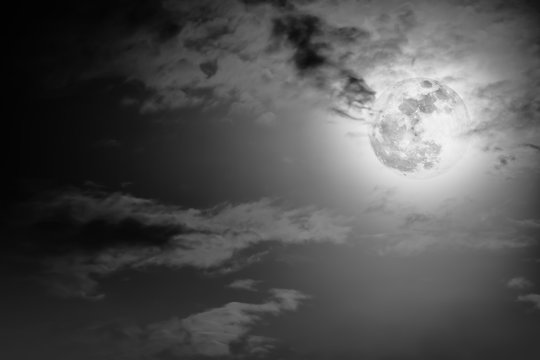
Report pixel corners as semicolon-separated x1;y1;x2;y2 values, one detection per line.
3;1;540;359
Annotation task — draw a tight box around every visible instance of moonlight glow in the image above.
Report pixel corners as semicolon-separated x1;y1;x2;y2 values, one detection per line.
369;78;471;179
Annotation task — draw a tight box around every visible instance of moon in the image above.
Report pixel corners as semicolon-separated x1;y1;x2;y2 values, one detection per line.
369;78;471;179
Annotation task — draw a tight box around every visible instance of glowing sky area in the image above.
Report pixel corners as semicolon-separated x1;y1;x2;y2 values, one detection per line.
3;1;540;359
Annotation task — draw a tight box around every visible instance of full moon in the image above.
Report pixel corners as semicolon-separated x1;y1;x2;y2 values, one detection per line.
369;78;471;179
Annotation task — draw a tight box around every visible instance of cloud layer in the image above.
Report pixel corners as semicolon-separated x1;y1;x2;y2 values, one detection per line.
9;188;350;299
16;0;539;179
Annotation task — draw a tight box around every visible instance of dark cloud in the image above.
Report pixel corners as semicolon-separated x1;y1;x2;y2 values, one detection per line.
199;59;219;78
403;213;430;227
272;14;327;72
333;71;376;113
32;216;180;255
240;0;296;11
494;154;517;170
267;6;376;118
523;143;540;152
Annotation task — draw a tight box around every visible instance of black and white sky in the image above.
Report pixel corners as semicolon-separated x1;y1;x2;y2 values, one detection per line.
3;0;540;359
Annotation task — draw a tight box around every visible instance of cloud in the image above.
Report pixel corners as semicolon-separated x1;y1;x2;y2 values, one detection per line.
522;143;540;152
85;288;309;359
517;294;540;310
228;279;261;291
364;186;398;214
15;0;540;150
507;277;534;291
375;219;537;255
510;218;540;229
20;0;378;123
271;14;328;72
40;265;106;301
255;111;277;126
11;188;350;299
366;195;540;255
403;213;430;227
373;230;533;257
312;0;539;163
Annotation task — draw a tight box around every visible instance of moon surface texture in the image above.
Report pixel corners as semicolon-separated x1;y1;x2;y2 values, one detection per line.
370;78;471;179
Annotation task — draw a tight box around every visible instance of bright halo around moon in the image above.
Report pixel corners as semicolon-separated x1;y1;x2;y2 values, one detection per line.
369;78;471;179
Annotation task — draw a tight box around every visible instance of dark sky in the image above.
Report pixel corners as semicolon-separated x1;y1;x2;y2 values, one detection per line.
3;1;540;359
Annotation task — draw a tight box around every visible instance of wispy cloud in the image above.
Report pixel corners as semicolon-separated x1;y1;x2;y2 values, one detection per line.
83;288;309;358
13;188;350;299
517;294;540;310
228;279;261;292
507;277;534;291
510;218;540;229
373;230;533;256
364;192;540;255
